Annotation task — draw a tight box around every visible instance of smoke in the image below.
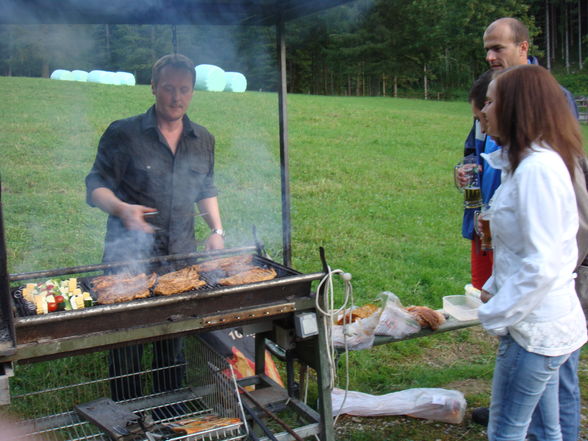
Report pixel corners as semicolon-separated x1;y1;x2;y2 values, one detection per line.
1;1;356;276
101;230;157;275
215;135;283;256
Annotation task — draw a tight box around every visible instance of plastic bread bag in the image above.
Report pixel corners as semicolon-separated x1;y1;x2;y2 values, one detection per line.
332;306;382;350
331;387;466;424
374;291;421;338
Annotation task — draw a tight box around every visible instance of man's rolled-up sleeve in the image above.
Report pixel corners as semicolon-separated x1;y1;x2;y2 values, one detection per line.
194;132;218;202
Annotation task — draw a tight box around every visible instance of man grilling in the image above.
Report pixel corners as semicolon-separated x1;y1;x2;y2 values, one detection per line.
85;53;224;404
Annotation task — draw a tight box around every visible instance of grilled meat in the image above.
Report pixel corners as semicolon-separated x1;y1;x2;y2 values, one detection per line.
93;273;156;304
337;303;380;325
219;267;277;286
154;265;206;295
167;415;241;435
195;254;254;274
406;305;445;330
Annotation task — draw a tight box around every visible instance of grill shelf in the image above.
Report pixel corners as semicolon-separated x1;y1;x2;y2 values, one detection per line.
6;336;248;441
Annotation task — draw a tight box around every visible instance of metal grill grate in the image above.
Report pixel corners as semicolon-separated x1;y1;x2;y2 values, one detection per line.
5;336;248;441
10;254;300;318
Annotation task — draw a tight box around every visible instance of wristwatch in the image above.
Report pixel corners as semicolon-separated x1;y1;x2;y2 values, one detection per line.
210;228;225;238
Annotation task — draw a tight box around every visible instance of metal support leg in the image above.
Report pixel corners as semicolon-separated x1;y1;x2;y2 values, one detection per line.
314;319;334;441
0;362;14;405
254;332;268;378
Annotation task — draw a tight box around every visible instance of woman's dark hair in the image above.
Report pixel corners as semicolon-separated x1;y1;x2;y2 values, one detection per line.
152;53;195;87
469;70;494;111
493;64;583;178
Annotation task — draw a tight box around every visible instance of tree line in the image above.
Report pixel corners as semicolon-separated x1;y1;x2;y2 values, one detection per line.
0;0;585;98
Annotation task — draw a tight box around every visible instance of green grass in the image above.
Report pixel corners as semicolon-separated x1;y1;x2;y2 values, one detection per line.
1;77;587;440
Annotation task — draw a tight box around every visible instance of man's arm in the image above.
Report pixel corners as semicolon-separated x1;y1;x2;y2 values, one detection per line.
197;196;224;250
91;187;156;234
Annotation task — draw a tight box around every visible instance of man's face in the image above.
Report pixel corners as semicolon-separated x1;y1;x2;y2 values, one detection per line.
152;66;194;123
483;24;528;70
481;80;498;138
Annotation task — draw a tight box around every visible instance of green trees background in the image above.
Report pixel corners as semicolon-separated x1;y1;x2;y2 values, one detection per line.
1;0;586;97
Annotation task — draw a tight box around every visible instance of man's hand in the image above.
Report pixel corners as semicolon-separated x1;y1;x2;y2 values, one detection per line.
480;289;493;303
91;187;156;234
117;203;157;234
455;164;483;188
205;232;225;251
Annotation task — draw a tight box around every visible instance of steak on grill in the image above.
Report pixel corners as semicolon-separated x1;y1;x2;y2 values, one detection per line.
154;265;206;296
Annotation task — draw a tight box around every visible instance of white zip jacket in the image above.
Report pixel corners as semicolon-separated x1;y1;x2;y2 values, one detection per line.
479;144;587;356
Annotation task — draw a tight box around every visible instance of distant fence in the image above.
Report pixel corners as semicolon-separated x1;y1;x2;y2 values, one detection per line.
576;96;588;122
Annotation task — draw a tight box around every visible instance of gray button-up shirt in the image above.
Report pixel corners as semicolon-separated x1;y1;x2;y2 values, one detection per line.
86;105;217;264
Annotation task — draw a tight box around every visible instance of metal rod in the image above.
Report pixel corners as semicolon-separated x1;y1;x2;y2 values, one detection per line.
143;211;208;217
8;246;257;282
276;17;292;268
0;176;16;355
241;400;279;441
172;24;178;53
286;349;298;398
238;385;304;441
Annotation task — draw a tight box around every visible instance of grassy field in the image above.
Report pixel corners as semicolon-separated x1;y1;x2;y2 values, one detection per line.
0;76;586;440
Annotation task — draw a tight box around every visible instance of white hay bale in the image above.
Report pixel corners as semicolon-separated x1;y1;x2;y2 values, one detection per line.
223;72;247;92
71;70;88;82
104;71;119;85
87;70;108;84
50;69;74;81
88;70;119;85
195;64;226;92
116;71;136;86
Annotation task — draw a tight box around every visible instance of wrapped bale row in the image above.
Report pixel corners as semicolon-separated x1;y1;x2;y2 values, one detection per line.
50;65;246;92
50;69;135;86
195;64;247;93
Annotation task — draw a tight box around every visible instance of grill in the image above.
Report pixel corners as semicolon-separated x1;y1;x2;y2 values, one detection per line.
1;202;335;440
3;248;324;353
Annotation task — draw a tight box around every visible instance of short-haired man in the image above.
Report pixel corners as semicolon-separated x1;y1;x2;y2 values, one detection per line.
87;53;224;263
463;19;583;441
461;18;539;292
86;53;224;405
484;17;531;70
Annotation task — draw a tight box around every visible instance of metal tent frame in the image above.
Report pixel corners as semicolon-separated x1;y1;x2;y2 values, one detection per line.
0;0;354;267
0;3;355;439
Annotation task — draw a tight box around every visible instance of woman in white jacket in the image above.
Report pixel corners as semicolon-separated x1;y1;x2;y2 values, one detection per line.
479;64;587;441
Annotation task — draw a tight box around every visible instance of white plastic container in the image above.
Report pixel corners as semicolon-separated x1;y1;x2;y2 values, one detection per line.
443;295;482;321
464;283;481;300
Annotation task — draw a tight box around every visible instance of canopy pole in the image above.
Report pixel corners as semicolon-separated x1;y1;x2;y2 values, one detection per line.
276;18;291;267
0;176;17;357
172;25;178;53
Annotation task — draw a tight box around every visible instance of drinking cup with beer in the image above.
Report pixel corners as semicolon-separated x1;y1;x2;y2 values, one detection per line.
474;205;492;251
454;155;482;209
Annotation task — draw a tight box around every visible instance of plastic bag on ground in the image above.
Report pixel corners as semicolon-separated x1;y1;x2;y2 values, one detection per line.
331;387;466;424
374;291;421;338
